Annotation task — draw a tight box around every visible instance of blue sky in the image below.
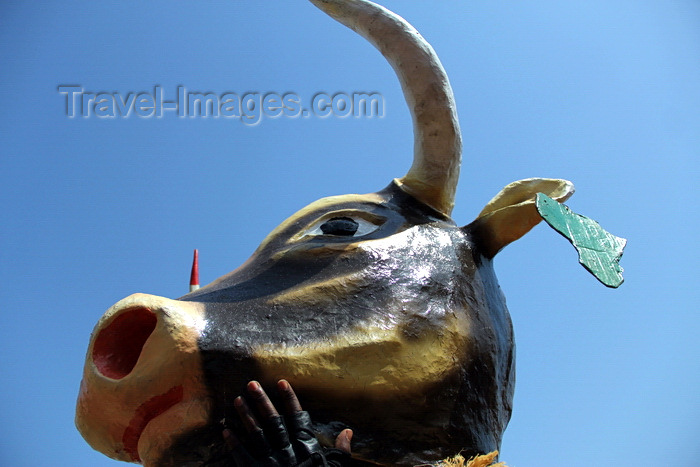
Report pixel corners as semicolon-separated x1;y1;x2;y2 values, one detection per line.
1;1;698;466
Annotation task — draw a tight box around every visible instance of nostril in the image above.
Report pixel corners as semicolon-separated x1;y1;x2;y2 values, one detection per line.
92;307;157;379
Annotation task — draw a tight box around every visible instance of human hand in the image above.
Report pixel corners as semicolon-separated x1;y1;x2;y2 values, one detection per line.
223;380;352;466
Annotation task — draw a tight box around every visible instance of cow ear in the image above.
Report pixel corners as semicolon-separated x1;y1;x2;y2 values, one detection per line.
466;178;575;258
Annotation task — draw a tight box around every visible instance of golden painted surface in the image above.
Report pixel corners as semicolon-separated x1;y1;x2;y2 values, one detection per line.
470;178;575;257
267;271;373;307
254;312;469;398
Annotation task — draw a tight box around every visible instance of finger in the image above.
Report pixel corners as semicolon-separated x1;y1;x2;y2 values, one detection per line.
234;396;259;433
246;380;279;421
284;410;322;458
334;428;353;454
262;415;295;461
277;379;303;414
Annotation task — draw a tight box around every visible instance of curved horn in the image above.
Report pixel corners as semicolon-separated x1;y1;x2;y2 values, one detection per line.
310;0;462;216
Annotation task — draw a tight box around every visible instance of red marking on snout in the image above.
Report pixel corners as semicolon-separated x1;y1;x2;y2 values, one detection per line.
122;385;184;462
92;307;157;379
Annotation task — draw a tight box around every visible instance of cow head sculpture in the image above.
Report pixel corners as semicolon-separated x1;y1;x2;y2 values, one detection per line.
76;1;574;465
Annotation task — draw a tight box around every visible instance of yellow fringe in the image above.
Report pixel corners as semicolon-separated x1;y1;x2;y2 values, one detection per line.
437;451;506;467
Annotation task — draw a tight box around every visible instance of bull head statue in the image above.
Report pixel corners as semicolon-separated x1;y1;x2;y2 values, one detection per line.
76;1;576;465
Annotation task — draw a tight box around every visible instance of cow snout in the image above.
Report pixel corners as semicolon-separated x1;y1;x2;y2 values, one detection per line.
75;293;210;466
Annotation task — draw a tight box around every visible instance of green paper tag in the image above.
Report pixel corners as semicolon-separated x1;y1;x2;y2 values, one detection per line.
536;193;626;288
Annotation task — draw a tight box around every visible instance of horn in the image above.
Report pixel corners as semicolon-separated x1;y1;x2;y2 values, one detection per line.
310;0;462;216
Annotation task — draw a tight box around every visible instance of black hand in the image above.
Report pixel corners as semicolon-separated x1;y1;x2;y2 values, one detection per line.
224;380;352;467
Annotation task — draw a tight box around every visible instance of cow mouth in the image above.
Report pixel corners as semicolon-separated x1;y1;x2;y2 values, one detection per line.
122;385;184;462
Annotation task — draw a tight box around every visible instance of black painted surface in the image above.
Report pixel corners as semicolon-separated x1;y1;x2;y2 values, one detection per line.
161;182;515;466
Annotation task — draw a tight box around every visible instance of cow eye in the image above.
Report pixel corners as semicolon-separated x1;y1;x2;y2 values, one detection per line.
301;213;383;239
320;217;358;236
